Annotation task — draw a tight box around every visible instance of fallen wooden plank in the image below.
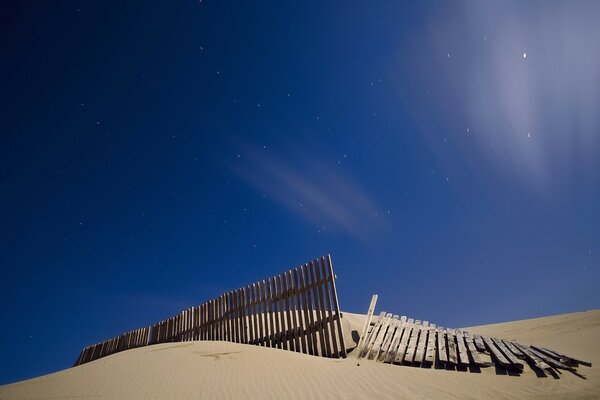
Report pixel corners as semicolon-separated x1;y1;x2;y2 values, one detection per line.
482;336;511;368
491;337;523;369
356;295;378;356
537;346;592;367
526;345;571;370
464;332;491;367
512;342;551;370
501;339;523;358
473;334;486;352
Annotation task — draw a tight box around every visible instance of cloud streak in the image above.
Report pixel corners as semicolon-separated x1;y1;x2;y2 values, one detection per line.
395;1;600;190
229;144;387;239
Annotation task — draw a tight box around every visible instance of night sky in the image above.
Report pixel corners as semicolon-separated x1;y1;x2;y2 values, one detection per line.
1;0;599;385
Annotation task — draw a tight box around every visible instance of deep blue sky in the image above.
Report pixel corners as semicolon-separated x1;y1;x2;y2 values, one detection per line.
1;0;599;385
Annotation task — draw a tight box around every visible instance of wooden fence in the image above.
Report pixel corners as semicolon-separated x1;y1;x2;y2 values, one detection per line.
74;254;346;366
356;295;591;378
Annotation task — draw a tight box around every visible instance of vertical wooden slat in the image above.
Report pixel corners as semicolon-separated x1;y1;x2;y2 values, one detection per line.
276;274;287;350
241;288;247;343
267;277;278;348
313;259;332;357
357;295;378;356
281;271;294;351
308;261;327;356
394;317;414;363
301;264;318;356
250;284;259;345
292;268;308;354
257;282;266;346
446;328;459;365
325;254;346;358
287;270;301;353
261;280;270;347
320;257;340;357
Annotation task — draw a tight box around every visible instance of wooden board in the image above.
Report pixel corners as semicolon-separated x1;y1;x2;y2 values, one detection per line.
368;312;391;360
361;311;385;358
482;336;511;368
424;327;437;364
437;327;448;364
464;332;490;367
455;331;471;367
383;316;405;363
357;295;378;356
324;254;346;357
473;334;486;352
491;337;523;369
512;342;551;370
395;318;414;364
404;320;422;364
414;321;429;364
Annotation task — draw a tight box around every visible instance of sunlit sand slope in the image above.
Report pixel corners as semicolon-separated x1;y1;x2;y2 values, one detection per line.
1;310;598;399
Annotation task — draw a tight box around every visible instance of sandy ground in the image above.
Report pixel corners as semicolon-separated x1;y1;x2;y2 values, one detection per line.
1;310;598;399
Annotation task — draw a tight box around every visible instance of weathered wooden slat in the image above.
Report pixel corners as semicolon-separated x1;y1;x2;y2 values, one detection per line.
383;317;405;363
362;311;385;358
404;320;422;363
249;284;258;345
414;321;429;364
307;263;325;356
395;318;414;363
512;342;551;370
473;334;486;352
292;268;307;354
424;327;437;364
464;332;490;367
275;274;287;349
456;330;471;367
259;280;268;346
265;277;276;348
282;270;295;351
299;265;316;355
313;260;332;357
526;346;571;369
254;282;263;345
286;270;303;353
324;255;346;358
446;329;459;365
379;315;399;360
482;336;511;367
536;346;592;367
436;327;448;364
319;257;340;357
491;337;523;369
357;294;378;356
501;339;523;358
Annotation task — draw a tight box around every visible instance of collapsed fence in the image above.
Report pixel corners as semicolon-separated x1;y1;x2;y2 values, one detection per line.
74;254;346;366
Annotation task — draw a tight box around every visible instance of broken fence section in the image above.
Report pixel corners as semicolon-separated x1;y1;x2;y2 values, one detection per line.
74;254;346;366
356;295;591;378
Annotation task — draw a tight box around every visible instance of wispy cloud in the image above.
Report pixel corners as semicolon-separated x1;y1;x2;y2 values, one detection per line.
394;1;600;190
229;144;387;239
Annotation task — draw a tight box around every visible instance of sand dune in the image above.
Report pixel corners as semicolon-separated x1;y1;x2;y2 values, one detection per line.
1;310;598;399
